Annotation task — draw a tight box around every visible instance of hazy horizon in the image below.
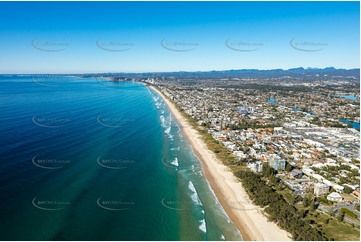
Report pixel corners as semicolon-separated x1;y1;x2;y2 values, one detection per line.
0;66;360;75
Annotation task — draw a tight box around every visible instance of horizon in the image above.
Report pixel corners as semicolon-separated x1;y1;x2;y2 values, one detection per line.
0;1;359;74
1;66;360;75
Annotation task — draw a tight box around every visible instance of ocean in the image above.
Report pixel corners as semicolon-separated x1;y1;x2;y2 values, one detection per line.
0;76;242;240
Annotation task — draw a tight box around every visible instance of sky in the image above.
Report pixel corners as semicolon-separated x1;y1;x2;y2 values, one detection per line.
0;1;359;74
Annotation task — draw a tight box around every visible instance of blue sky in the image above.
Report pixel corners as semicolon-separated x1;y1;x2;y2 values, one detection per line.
0;1;359;74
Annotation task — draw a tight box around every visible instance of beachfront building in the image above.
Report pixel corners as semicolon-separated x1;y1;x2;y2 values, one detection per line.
283;180;307;196
247;161;263;173
269;154;286;171
314;183;330;196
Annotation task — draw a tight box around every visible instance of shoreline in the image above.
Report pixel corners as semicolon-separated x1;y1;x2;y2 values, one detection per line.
150;85;291;241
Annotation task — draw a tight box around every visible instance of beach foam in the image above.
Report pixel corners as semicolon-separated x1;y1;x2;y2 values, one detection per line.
188;181;202;205
199;219;207;233
165;126;171;134
159;115;165;127
170;157;179;167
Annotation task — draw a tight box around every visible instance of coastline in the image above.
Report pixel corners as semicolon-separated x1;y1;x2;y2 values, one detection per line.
150;85;291;241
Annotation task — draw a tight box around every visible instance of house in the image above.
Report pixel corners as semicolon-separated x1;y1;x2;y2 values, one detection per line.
247;161;263;173
269;154;286;170
327;192;343;202
314;183;329;196
233;151;247;160
302;167;315;176
289;169;303;178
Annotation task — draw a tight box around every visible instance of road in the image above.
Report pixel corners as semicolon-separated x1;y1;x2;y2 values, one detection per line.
318;204;360;226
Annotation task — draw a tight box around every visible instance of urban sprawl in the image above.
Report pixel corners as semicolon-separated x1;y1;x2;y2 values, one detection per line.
141;75;360;227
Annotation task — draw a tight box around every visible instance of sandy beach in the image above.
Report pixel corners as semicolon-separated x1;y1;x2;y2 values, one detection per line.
150;85;291;241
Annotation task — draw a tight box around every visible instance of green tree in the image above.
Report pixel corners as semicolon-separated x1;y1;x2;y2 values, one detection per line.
285;162;293;172
303;196;311;207
310;200;316;211
290;195;297;206
343;186;353;194
270;174;278;184
263;163;276;177
337;211;345;222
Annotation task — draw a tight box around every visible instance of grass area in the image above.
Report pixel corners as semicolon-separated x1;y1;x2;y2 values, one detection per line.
342;193;358;202
340;208;358;219
307;210;360;241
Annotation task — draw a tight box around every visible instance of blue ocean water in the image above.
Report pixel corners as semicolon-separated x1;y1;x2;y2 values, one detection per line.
0;76;241;240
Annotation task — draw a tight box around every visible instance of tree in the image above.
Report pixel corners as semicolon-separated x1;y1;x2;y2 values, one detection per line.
290;195;297;206
325;218;331;224
270;174;278;184
343;186;353;194
310;200;316;211
312;117;320;122
263;163;276;177
285;162;293;172
234;170;327;241
337;211;345;222
303;196;311;208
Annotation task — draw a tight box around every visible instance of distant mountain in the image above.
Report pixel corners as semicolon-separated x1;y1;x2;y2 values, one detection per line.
2;67;359;82
123;67;360;81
